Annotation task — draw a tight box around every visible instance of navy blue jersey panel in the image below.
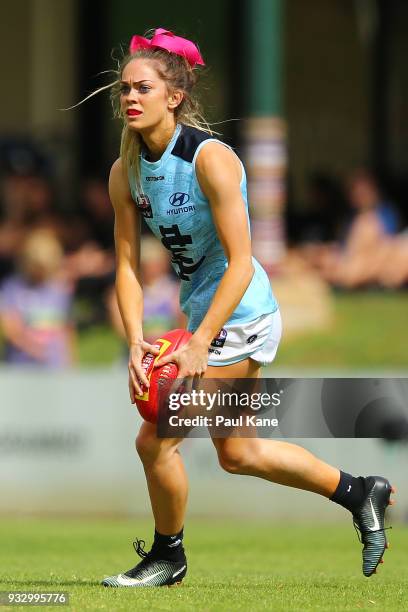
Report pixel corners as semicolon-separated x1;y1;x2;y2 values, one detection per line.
171;125;212;162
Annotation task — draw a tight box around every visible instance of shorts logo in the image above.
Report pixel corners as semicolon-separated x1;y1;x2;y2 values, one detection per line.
136;194;153;218
246;334;258;344
169;192;190;207
211;328;227;348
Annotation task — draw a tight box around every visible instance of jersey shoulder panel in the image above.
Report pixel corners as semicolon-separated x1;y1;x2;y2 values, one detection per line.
171;125;213;163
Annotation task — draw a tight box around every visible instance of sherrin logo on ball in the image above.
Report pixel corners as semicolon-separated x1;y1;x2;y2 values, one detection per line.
135;329;192;423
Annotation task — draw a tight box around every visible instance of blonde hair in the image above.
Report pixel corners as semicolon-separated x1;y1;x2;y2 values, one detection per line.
19;229;63;280
110;47;215;194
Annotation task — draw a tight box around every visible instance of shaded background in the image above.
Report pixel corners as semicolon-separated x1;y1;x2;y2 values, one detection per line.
3;1;408;205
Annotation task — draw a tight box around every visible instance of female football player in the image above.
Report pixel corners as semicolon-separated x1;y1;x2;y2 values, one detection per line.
102;28;394;587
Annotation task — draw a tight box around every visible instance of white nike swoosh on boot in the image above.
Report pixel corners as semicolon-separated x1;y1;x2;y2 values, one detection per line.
172;565;186;578
115;569;166;586
368;499;381;531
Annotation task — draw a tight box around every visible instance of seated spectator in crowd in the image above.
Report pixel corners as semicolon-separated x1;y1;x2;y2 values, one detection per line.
107;236;183;346
311;169;401;288
0;229;76;367
347;169;399;235
0;171;64;281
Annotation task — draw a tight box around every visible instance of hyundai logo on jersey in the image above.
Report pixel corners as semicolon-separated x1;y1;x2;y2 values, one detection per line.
169;192;190;207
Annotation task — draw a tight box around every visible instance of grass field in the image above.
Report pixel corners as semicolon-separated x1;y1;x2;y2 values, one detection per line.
1;518;407;611
277;292;408;369
77;292;408;368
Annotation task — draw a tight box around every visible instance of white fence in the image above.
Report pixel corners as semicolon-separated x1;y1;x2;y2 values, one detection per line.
0;367;407;521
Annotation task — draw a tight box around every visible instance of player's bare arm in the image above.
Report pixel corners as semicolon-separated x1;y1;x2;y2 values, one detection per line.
109;158;159;399
195;143;255;338
156;144;254;378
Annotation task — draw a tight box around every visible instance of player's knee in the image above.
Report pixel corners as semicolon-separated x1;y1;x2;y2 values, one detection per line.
135;429;158;464
136;428;177;466
217;445;248;474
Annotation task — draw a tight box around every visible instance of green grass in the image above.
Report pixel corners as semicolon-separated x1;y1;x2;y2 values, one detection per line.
1;292;405;368
77;292;408;368
77;325;124;365
0;518;407;611
275;292;408;369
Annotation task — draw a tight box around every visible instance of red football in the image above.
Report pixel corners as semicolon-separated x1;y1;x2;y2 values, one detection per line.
135;329;192;423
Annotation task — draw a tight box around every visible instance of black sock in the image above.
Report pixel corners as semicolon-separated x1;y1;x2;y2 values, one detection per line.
330;471;366;513
151;528;184;561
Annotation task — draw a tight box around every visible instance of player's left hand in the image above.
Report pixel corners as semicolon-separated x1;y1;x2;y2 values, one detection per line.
155;335;209;378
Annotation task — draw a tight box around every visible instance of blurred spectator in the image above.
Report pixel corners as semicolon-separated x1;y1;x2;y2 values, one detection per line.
61;177;115;278
23;175;61;229
347;169;399;235
0;229;76;367
79;176;115;250
107;236;183;345
304;169;403;288
0;143;64;282
58;175;115;253
62;177;115;328
0;173;65;282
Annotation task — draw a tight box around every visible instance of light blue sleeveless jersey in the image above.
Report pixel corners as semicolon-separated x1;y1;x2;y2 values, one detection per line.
128;124;278;332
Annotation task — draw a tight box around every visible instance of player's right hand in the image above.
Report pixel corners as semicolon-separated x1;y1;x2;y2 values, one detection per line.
128;340;160;403
155;334;209;379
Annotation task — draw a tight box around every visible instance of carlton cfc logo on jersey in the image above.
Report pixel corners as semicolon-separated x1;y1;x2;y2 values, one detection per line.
211;328;228;348
136;194;153;218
